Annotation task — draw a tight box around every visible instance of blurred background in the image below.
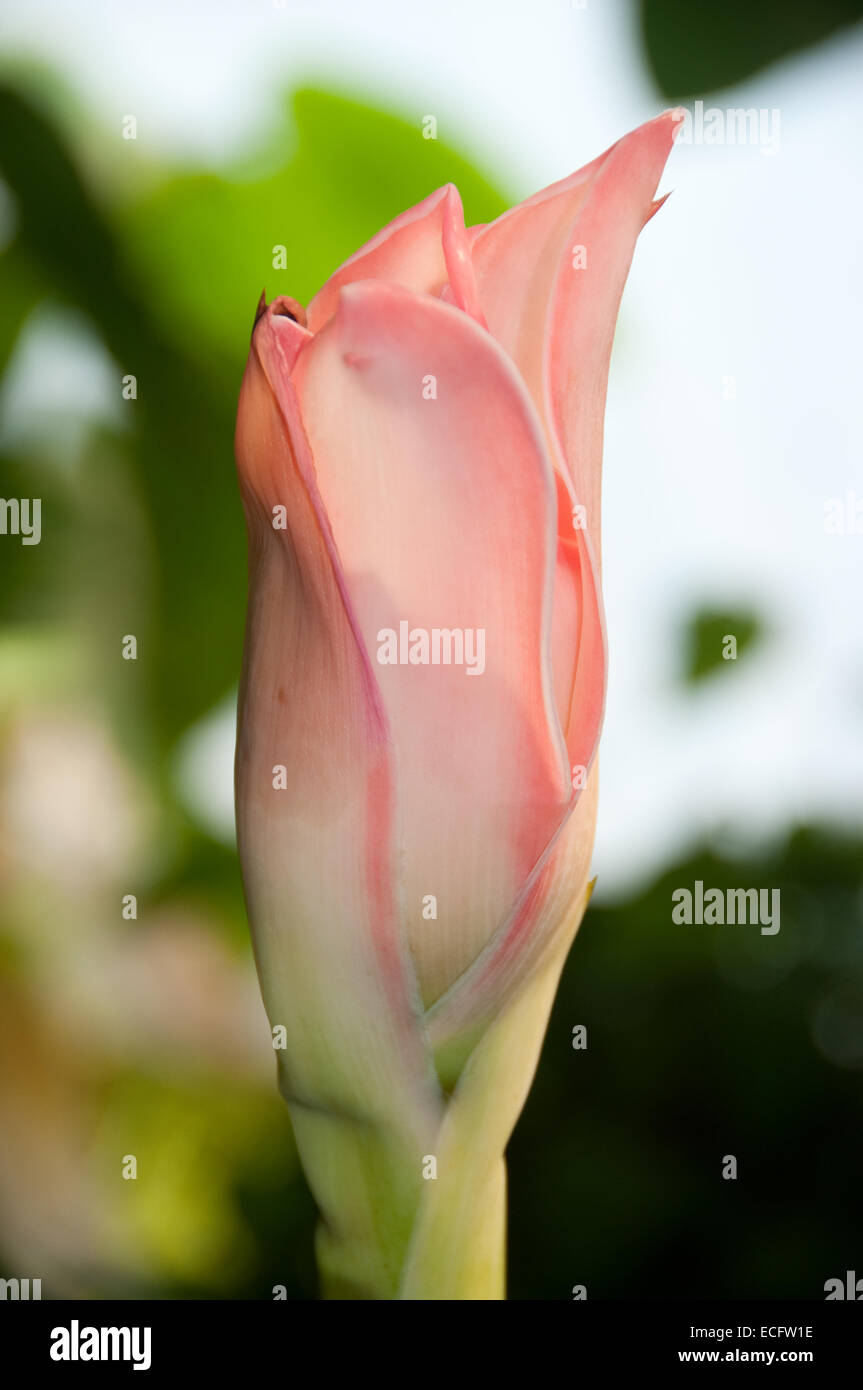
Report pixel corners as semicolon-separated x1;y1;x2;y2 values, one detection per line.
0;0;861;1299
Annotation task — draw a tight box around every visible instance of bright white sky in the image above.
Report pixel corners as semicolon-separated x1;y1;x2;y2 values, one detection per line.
2;0;862;896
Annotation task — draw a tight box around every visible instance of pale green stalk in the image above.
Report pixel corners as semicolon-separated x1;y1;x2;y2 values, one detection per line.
278;890;590;1300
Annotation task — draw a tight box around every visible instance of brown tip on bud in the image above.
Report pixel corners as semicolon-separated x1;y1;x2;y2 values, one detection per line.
253;291;268;333
270;295;308;329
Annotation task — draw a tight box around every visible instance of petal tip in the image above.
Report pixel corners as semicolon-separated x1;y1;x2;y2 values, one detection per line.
269;294;308;328
644;189;673;225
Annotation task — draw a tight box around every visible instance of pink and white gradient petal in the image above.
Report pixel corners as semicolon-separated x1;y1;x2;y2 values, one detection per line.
235;303;439;1133
292;280;573;1006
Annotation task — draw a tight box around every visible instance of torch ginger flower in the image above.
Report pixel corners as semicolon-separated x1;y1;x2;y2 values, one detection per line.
234;112;676;1300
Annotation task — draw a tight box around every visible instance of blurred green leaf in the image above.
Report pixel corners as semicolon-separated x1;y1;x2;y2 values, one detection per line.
121;87;510;371
0;82;510;755
681;606;763;683
640;0;863;98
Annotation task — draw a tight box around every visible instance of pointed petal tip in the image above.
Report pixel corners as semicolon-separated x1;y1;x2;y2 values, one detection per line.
644;189;673;225
664;107;689;147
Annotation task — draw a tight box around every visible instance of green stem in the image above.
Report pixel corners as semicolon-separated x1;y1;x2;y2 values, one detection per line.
288;1105;506;1299
288;888;593;1300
